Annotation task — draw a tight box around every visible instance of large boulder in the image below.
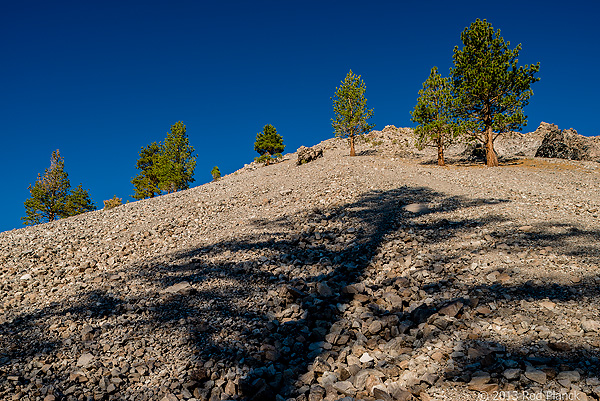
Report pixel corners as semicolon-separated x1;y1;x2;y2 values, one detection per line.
535;122;600;162
297;146;323;165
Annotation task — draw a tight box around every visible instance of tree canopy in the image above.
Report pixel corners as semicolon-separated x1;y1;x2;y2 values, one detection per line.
23;150;95;225
451;19;540;166
254;124;284;165
411;66;464;166
332;70;375;156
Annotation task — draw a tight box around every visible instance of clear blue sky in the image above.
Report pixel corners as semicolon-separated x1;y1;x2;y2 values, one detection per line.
1;1;598;233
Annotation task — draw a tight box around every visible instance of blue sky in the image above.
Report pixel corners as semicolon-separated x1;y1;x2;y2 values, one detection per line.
1;1;598;233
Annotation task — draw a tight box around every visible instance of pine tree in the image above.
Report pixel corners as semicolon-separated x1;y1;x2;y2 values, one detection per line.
254;124;284;165
211;166;221;181
332;70;375;156
158;121;196;192
451;19;540;166
131;142;162;200
66;184;96;216
411;67;465;166
132;122;197;199
23;150;96;225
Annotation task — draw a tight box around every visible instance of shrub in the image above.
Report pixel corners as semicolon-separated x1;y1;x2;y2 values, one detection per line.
103;195;122;210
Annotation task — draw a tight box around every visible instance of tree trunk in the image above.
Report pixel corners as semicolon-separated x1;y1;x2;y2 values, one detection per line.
485;125;498;167
350;135;356;157
437;135;445;166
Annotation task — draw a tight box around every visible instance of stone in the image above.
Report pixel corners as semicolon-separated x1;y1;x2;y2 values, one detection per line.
77;353;94;367
403;203;429;214
438;300;463;317
164;281;193;295
359;352;374;363
297;146;323;165
524;369;547;384
582;320;600;333
503;369;521;380
332;380;357;396
557;370;581;384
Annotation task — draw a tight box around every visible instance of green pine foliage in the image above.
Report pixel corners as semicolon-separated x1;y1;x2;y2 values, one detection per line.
211;166;221;181
23;150;96;226
66;184;96;216
132;122;197;199
411;67;465;166
158;121;197;193
451;19;540;166
254;124;284;165
331;70;375;156
132;142;162;200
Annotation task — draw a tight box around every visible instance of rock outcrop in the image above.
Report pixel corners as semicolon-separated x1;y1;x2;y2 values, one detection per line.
297;146;323;165
535;122;600;162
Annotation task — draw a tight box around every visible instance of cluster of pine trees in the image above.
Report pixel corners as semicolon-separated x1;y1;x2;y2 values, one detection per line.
23;19;539;226
333;19;540;167
23;122;198;226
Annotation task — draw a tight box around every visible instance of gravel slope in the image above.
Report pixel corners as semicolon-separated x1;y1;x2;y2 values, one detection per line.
1;133;600;401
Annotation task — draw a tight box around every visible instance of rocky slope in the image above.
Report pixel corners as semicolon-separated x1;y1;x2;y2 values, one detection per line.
2;131;600;401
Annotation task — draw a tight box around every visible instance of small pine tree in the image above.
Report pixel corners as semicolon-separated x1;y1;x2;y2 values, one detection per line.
332;70;375;156
211;166;221;181
254;124;284;165
23;150;96;225
66;184;96;216
411;66;465;166
132;142;162;200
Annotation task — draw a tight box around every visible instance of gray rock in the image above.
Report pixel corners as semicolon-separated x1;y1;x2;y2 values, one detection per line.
524;369;547;384
535;122;600;162
297;146;323;165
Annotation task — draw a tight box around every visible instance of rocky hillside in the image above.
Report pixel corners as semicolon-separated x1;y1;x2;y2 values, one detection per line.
2;130;600;401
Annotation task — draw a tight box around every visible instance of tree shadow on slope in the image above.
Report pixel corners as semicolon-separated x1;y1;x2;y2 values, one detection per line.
3;185;600;400
120;187;511;400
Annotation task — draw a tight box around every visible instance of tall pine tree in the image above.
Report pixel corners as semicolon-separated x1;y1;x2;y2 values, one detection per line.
451;19;540;166
158;121;196;193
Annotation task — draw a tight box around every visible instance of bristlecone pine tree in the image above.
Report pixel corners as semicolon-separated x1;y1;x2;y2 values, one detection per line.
132;122;197;199
451;19;540;167
332;70;375;156
254;124;284;165
23;150;96;225
211;166;221;181
411;66;465;166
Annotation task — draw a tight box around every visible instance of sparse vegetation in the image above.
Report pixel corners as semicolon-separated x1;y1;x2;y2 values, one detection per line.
103;195;122;210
